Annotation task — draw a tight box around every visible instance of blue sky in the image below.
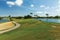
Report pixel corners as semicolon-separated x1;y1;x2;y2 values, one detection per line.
0;0;60;16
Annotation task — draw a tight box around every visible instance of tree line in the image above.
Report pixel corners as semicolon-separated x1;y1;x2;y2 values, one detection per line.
0;13;60;21
11;13;60;19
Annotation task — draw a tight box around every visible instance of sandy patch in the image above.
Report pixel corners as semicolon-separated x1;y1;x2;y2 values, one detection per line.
0;22;14;30
52;26;56;28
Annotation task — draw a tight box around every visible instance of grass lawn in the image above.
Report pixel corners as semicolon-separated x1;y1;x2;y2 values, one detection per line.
0;19;60;40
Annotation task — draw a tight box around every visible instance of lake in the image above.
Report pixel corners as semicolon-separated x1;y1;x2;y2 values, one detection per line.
0;20;8;22
0;20;9;22
36;18;60;23
0;18;9;23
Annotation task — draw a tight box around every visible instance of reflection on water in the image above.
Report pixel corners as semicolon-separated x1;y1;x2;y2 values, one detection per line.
36;18;60;23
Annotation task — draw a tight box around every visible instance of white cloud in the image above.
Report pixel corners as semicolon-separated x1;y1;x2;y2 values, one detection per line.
40;5;45;8
40;5;50;9
46;2;60;16
45;6;50;9
55;0;60;15
36;11;43;14
6;1;15;7
35;11;47;17
30;4;34;7
58;0;60;4
6;0;23;7
44;11;48;14
15;0;23;6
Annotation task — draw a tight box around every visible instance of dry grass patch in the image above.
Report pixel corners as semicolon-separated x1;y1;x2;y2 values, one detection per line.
48;25;60;40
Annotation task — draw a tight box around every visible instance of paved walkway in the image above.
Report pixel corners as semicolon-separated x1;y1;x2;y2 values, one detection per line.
0;21;20;34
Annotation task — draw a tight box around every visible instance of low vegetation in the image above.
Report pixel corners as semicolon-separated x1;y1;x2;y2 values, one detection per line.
0;19;59;40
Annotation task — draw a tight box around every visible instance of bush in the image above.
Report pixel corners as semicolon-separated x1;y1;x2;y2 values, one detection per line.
24;15;32;19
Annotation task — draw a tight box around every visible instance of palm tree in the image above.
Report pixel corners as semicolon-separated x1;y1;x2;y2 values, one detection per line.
46;13;49;21
46;13;48;18
30;13;33;15
30;12;33;18
30;13;33;16
9;15;12;21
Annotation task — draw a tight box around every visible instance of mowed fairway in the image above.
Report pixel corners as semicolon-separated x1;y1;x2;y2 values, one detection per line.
0;19;60;40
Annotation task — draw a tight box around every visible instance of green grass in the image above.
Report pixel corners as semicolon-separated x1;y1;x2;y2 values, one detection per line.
0;19;60;40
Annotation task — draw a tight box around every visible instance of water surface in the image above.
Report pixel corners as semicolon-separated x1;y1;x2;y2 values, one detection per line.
36;18;60;23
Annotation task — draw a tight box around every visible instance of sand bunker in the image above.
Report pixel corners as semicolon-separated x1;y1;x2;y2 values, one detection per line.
0;22;14;30
0;21;20;34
